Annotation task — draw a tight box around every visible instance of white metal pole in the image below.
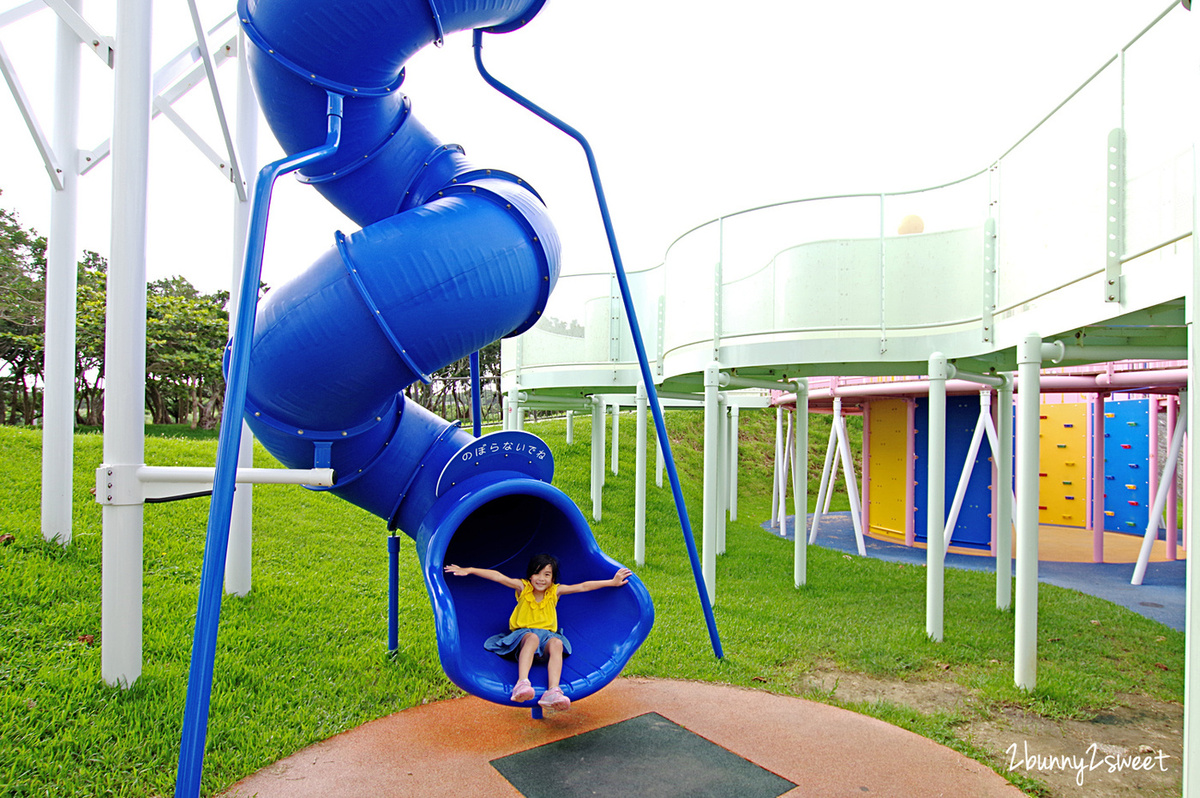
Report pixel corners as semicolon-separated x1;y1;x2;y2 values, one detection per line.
1014;334;1044;690
728;404;739;522
1167;396;1179;558
794;380;809;587
717;394;727;555
41;0;83;545
1132;394;1187;585
655;423;664;488
591;395;603;522
225;34;258;597
598;399;605;488
101;0;153;688
777;409;792;531
565;410;574;445
996;376;1014;610
1184;99;1200;795
702;362;720;605
634;382;647;566
771;406;782;527
610;400;619;475
926;353;948;643
808;417;839;544
834;410;866;555
823;447;840;514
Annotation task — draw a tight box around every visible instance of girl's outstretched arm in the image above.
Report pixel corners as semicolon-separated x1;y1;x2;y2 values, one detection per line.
558;567;633;596
443;564;523;590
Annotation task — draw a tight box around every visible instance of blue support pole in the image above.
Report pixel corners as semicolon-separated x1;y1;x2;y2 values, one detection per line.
472;30;723;659
388;535;400;651
470;349;483;438
175;92;344;798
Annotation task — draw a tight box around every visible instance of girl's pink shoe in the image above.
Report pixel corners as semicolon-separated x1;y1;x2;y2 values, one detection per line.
537;686;570;711
510;679;534;703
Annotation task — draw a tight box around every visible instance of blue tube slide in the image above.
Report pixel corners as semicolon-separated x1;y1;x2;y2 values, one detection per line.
236;0;653;707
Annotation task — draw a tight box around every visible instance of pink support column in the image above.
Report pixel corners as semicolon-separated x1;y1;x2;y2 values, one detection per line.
1085;395;1093;535
1168;395;1179;560
1149;397;1159;527
990;392;999;554
905;397;916;547
861;401;871;537
1092;394;1106;563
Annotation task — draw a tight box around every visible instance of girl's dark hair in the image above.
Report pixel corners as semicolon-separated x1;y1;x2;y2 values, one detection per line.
526;553;560;583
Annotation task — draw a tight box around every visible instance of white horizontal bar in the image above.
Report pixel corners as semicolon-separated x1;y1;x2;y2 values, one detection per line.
137;466;335;487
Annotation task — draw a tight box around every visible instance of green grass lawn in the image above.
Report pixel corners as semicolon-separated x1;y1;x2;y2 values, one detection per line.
0;410;1185;797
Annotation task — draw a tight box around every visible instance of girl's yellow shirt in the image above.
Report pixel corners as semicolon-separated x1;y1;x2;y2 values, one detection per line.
508;580;558;631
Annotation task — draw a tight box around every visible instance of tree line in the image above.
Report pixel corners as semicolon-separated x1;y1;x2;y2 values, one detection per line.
1;194;505;430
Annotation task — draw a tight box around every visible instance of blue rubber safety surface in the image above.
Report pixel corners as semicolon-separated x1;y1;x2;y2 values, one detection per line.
765;512;1185;631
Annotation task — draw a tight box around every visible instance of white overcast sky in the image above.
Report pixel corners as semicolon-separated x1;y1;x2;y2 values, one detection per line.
0;0;1183;297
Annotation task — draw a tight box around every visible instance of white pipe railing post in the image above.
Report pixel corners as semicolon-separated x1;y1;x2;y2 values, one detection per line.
591;395;603;522
702;363;721;604
777;408;792;532
771;406;782;528
655;425;664;488
224;34;258;597
1015;335;1061;690
1185;90;1200;793
41;0;83;545
794;380;809;587
926;353;948;643
717;393;728;555
634;382;647;567
808;409;839;544
565;410;574;445
101;0;154;688
1132;393;1187;585
728;404;739;522
996;376;1014;610
610;399;619;475
834;406;866;554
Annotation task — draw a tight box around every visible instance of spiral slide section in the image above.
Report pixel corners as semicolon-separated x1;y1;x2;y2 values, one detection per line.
236;0;653;707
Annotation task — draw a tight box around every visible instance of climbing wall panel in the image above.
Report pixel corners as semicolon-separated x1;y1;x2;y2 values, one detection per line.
913;395;994;550
1103;399;1150;534
866;398;908;541
1037;403;1088;527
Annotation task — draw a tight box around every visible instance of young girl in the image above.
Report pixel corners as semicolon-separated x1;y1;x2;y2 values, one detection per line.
444;554;632;711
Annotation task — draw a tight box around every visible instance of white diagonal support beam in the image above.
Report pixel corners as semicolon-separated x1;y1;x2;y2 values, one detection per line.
43;0;114;66
0;0;42;29
183;0;244;199
81;15;239;180
0;38;63;188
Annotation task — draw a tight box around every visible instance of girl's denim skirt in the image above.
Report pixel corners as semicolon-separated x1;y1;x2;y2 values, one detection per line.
484;627;573;660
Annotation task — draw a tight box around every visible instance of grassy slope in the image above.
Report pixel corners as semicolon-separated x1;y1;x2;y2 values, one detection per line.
0;411;1184;797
